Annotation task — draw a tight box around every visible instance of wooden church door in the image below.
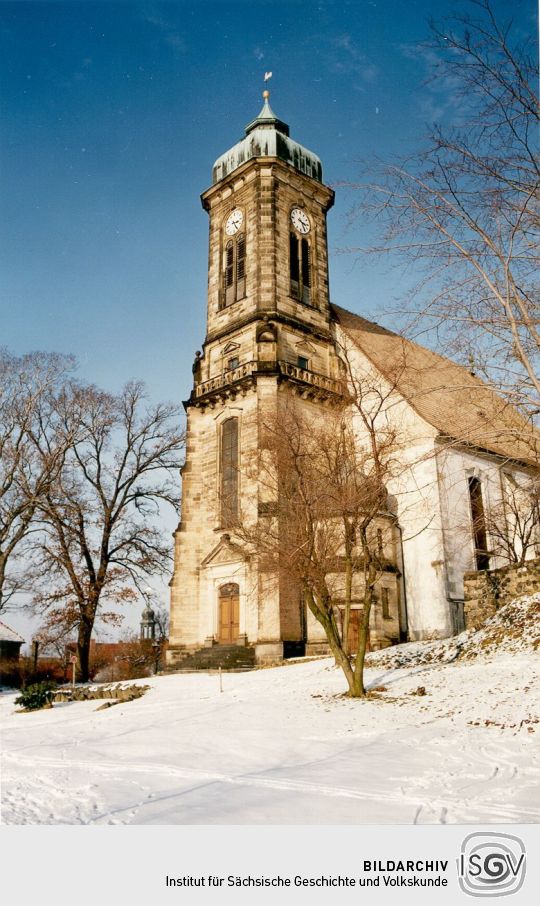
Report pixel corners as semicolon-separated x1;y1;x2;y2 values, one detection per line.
344;609;370;656
218;583;240;644
347;610;359;656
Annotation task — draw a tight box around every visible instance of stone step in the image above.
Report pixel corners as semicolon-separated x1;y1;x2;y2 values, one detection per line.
175;644;256;671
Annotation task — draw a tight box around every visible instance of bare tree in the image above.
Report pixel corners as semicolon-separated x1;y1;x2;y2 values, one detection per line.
486;472;540;566
31;381;184;682
346;0;539;417
0;349;76;612
152;601;170;640
238;382;404;698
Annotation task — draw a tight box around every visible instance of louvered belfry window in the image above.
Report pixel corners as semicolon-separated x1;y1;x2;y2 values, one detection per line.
221;418;239;525
236;233;246;298
290;233;312;305
225;241;234;291
223;235;246;307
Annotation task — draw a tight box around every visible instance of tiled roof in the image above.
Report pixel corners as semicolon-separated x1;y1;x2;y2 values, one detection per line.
332;304;539;467
0;620;25;643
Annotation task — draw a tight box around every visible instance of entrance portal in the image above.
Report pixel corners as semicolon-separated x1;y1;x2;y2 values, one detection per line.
218;583;240;644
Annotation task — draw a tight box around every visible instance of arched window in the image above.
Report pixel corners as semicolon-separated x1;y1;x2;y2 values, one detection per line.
290;233;311;304
236;233;246;297
221;418;239;525
225;240;234;293
468;476;490;570
223;234;246;307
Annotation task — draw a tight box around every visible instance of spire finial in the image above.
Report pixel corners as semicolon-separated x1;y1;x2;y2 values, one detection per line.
263;71;272;99
243;74;289;138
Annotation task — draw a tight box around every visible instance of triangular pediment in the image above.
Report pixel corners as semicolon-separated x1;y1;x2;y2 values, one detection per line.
222;341;240;355
201;534;247;568
295;339;317;353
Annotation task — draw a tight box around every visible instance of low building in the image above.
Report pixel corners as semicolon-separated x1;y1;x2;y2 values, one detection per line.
0;621;24;666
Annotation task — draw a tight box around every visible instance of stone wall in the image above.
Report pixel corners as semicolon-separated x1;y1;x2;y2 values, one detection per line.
463;558;540;629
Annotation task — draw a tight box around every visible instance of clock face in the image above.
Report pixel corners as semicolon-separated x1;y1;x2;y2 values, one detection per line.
291;208;310;234
225;209;243;235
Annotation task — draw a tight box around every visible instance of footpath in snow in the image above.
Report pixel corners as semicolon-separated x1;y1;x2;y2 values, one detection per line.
1;594;539;825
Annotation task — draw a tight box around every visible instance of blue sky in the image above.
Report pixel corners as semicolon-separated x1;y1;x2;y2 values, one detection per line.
1;0;533;402
1;0;535;639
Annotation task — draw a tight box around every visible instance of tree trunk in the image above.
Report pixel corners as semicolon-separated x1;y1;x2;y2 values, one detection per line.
353;564;377;697
77;616;94;683
352;602;372;697
0;556;5;613
304;586;362;698
343;551;353;654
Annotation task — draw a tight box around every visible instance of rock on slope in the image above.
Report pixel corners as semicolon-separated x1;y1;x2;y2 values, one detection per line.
367;592;540;670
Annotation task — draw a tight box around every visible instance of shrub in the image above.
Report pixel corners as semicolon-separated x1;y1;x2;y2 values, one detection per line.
1;657;68;689
15;681;57;711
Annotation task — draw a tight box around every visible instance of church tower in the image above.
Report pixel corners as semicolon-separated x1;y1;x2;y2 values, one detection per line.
167;92;343;666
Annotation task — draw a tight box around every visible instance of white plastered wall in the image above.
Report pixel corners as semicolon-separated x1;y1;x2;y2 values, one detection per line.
334;325;452;639
435;445;536;600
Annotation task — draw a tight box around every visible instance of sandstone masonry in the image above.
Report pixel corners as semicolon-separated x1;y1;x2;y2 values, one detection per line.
464;558;540;629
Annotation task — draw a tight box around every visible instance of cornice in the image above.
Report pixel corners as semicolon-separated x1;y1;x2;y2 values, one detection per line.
204;309;333;348
201;157;335;211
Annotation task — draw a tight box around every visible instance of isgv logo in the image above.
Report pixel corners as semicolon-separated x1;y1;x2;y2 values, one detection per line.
458;833;526;897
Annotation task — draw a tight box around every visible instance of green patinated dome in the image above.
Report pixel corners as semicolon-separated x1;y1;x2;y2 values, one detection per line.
212;93;323;185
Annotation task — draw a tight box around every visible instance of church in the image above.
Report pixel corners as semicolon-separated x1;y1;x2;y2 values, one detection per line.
167;92;537;668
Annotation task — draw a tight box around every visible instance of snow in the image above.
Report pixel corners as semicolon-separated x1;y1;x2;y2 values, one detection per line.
0;620;24;643
1;595;539;825
368;592;540;668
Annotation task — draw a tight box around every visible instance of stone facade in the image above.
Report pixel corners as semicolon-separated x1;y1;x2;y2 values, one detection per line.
167;98;403;667
463;558;540;629
168;94;539;667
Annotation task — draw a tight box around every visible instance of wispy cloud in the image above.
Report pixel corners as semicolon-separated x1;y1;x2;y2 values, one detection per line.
140;4;187;55
399;42;468;125
329;33;380;84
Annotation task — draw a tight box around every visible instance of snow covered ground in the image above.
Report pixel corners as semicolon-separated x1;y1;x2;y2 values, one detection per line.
1;596;539;825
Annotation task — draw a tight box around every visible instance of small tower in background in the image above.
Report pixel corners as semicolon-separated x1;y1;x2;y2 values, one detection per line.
140;604;156;641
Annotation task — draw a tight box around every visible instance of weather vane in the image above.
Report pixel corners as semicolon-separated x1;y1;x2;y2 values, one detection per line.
263;71;272;98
